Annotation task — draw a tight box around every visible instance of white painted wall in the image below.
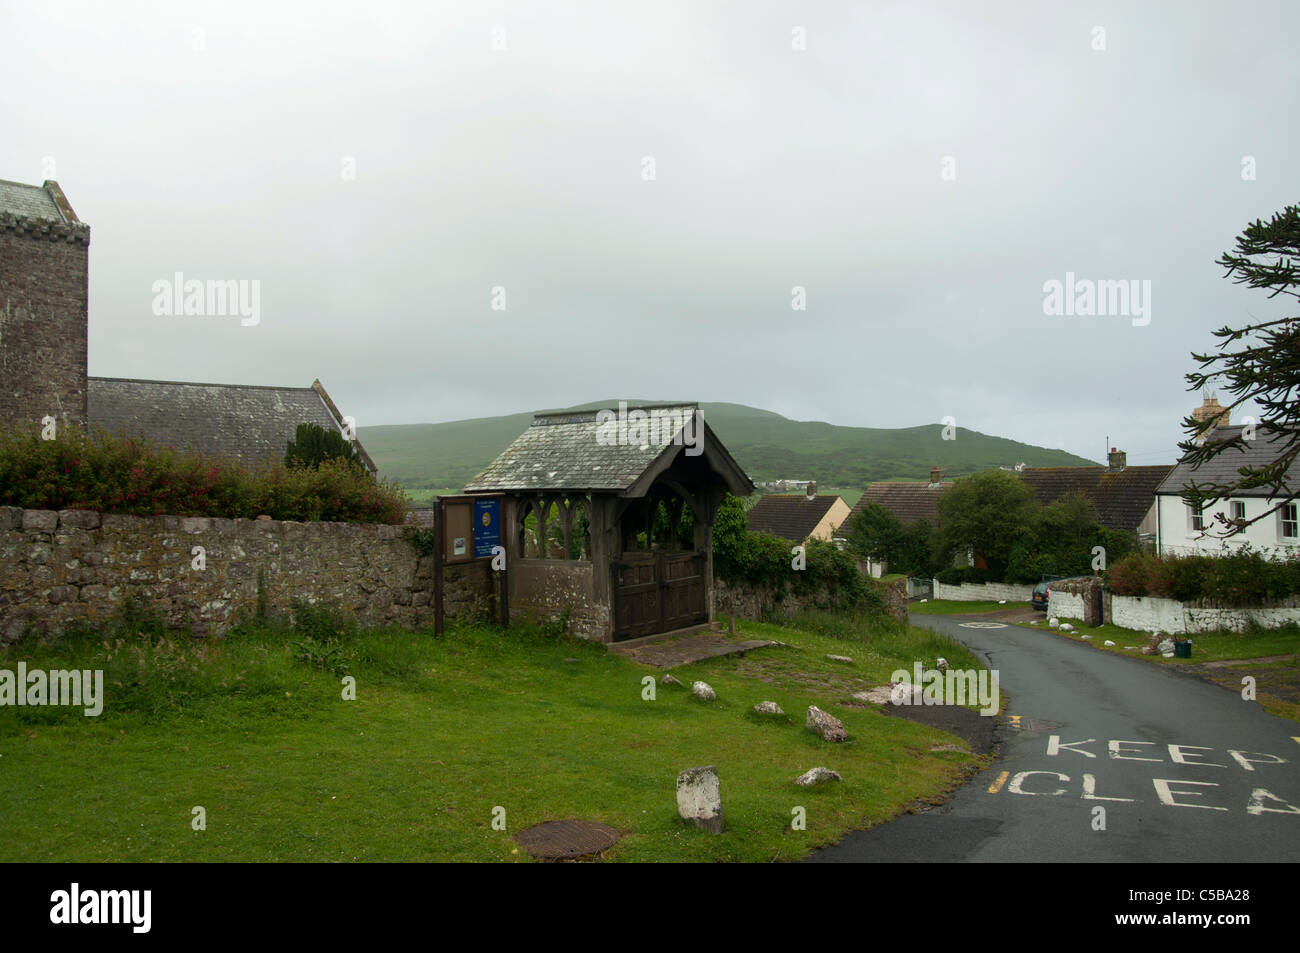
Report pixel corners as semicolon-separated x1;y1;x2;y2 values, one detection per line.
1047;588;1086;620
1157;494;1300;557
932;580;1034;602
1109;593;1300;634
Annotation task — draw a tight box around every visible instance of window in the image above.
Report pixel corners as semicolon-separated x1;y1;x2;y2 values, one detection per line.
1188;502;1205;532
1282;502;1299;540
1231;500;1246;523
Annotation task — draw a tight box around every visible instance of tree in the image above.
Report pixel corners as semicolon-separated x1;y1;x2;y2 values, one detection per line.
285;423;365;472
1177;203;1300;536
935;469;1039;578
847;501;903;562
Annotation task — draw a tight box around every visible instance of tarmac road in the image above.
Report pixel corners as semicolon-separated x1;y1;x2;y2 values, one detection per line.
808;613;1300;862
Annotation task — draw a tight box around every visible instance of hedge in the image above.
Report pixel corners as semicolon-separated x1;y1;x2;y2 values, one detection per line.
1106;549;1300;605
0;425;409;524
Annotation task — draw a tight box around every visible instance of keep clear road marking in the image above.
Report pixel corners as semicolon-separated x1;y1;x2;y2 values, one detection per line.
981;735;1300;815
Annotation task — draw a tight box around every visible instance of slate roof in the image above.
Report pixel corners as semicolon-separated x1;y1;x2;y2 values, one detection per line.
845;481;954;528
1156;425;1296;499
87;377;376;473
1020;464;1173;531
0;179;66;221
746;494;844;542
464;403;752;495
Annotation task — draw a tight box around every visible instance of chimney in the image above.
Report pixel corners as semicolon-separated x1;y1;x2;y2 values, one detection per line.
1107;447;1126;471
929;466;942;485
805;481;817;500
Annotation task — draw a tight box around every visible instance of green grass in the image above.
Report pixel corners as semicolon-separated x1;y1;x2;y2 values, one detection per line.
0;609;989;862
909;599;1026;615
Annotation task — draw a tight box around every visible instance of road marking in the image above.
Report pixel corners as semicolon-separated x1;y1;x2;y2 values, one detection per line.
987;771;1009;794
959;622;1008;629
1007;714;1022;730
1008;770;1069;796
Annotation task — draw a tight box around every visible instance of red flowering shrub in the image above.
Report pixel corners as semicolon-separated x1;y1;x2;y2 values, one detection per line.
0;425;408;524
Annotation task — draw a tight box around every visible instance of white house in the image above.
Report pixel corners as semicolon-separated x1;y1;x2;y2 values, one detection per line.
1155;424;1299;556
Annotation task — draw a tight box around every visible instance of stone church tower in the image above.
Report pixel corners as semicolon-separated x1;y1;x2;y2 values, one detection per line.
0;179;90;433
1190;392;1231;444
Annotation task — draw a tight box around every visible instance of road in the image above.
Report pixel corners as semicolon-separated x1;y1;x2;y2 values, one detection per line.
808;613;1300;862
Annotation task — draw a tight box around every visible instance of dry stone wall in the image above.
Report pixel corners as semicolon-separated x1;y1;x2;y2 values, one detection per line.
0;506;496;642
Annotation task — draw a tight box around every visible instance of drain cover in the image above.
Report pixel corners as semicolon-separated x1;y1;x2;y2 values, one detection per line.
1006;715;1061;732
514;819;624;860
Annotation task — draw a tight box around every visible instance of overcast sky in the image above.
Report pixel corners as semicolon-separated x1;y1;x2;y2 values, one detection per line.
4;0;1297;466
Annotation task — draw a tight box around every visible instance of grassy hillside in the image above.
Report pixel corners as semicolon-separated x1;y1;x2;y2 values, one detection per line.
361;399;1099;496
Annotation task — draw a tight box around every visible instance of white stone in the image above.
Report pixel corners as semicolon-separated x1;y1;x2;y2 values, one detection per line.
1049;617;1059;627
825;654;853;664
692;681;716;701
806;705;847;742
754;701;784;716
795;767;842;787
1059;622;1075;631
676;766;724;833
1104;640;1116;646
1156;638;1175;655
660;674;683;687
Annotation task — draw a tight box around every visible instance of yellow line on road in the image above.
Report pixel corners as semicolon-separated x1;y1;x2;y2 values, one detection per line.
987;771;1009;794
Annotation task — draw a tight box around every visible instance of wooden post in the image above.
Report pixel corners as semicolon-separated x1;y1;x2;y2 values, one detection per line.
433;496;445;636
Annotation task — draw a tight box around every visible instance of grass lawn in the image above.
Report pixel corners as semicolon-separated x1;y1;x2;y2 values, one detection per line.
909;599;1028;616
0;609;988;862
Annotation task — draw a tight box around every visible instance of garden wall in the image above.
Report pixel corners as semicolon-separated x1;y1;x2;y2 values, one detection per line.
0;506;497;642
1106;593;1300;635
715;575;907;624
932;579;1034;603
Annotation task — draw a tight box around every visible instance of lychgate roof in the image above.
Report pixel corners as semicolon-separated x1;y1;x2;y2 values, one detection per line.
88;377;376;473
464;403;753;496
1157;425;1296;499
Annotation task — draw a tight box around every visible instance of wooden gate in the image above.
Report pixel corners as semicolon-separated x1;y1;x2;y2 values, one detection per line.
612;551;707;641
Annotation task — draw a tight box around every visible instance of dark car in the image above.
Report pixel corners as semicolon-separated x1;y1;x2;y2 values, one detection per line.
1032;575;1089;612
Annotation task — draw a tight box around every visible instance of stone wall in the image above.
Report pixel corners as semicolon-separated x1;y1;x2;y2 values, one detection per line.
1107;592;1300;635
1046;577;1103;626
932;579;1034;603
0;506;496;642
715;575;908;625
0;214;90;433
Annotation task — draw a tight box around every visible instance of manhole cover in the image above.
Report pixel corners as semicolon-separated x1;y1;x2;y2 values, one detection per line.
959;622;1008;629
1006;715;1061;732
513;819;624;860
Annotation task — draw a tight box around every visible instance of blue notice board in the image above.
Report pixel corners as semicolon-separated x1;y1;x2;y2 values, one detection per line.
473;498;501;558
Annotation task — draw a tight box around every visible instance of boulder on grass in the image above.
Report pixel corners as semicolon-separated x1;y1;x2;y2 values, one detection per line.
754;701;785;716
661;674;683;687
806;705;847;742
677;766;724;833
692;681;716;701
795;766;842;787
825;654;853;664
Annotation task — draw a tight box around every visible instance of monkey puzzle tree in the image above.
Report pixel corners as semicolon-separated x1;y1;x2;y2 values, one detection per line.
1177;203;1300;535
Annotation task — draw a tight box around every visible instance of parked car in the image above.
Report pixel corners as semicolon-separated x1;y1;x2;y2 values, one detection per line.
1031;575;1089;612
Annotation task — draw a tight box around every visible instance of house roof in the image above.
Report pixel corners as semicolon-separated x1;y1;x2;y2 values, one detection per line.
0;178;88;243
845;481;954;528
463;403;753;497
1020;464;1173;531
87;377;376;474
1156;425;1296;499
746;494;844;542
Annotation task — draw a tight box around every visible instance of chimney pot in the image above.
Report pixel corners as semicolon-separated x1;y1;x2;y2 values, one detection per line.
806;481;816;500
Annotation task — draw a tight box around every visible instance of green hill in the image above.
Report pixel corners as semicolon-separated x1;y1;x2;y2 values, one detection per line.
360;400;1099;496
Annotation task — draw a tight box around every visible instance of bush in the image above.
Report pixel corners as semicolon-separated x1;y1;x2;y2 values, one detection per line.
0;424;408;523
1104;547;1300;605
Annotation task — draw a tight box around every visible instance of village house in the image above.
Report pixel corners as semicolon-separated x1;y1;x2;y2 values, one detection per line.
1155;423;1299;556
1018;449;1172;543
0;178;371;470
746;482;850;545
